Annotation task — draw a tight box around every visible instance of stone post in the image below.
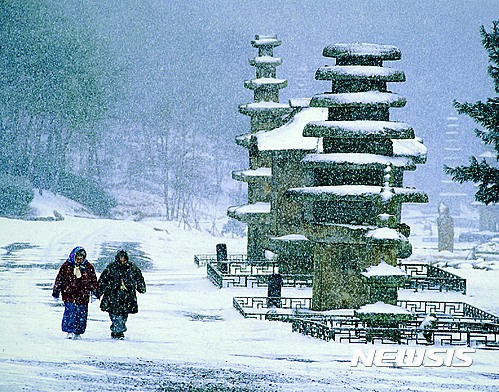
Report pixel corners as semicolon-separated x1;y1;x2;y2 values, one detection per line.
437;203;454;252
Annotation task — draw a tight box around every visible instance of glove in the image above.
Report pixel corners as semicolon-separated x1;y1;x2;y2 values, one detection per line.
52;290;60;300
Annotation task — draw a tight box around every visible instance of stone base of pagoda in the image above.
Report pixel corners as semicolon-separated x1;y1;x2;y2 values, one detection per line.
267;234;314;275
309;229;403;311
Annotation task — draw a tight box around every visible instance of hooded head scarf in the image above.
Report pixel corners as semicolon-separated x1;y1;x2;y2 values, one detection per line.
67;246;88;278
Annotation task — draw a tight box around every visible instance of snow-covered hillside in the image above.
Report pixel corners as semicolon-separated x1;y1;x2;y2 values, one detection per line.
0;193;498;391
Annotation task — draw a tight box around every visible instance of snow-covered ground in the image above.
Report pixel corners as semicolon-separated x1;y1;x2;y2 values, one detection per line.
0;194;498;391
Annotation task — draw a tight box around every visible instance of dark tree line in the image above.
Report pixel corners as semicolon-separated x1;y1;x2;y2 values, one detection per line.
0;1;243;223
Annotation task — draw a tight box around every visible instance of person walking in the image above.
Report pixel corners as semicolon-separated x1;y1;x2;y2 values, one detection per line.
52;246;98;339
95;250;146;339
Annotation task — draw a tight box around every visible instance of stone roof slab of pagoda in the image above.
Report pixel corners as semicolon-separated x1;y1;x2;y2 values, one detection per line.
249;56;283;66
232;168;272;182
235;132;252;148
252;107;326;151
323;43;401;60
315;65;405;82
285;185;428;203
267;234;313;254
300;222;376;244
302;153;415;170
238;101;292;116
310;91;406;108
290;98;312;108
244;77;288;89
392;138;427;164
227;202;271;223
252;37;281;47
303;120;414;139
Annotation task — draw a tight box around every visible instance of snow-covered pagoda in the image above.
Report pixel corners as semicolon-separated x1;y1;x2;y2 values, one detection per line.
217;37;499;349
229;35;294;260
228;39;428;311
284;43;428;310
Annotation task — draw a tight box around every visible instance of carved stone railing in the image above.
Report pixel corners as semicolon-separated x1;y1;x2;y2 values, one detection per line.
233;296;312;321
205;258;313;289
291;315;499;347
198;256;465;293
195;254;251;267
234;295;499;347
395;299;499;322
292;318;499;346
398;263;466;294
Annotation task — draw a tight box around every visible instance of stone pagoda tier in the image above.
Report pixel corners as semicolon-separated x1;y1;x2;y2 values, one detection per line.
285;43;428;311
238;35;293;133
439;115;468;216
229;35;293;260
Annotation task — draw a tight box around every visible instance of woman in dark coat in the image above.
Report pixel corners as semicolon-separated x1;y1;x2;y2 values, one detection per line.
95;250;146;339
52;246;98;339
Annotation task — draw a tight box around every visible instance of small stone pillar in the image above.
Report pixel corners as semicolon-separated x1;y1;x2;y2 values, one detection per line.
267;273;283;307
437;203;454;252
216;243;228;273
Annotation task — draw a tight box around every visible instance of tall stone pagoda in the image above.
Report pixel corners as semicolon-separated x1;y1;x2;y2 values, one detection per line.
439;115;468;216
228;35;294;260
284;43;428;310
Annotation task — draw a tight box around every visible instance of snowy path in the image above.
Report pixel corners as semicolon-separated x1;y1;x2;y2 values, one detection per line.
0;216;498;391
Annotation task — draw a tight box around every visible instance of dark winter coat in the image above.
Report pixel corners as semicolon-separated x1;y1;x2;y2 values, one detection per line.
52;247;98;305
96;260;146;315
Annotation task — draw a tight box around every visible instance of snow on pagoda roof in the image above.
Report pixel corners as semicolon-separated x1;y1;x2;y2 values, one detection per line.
227;202;271;221
315;65;405;82
252;36;281;47
238;101;292;116
356;302;412;315
303;120;414;139
366;227;407;241
362;260;407;277
290;98;312;108
244;78;287;89
286;185;427;203
310;91;406;108
253;107;327;152
392;138;427;163
232;168;272;182
302;153;415;169
272;234;309;241
249;56;282;66
323;43;401;60
244;101;290;109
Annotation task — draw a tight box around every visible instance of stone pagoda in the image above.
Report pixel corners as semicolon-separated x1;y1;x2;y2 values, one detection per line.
439;115;468;216
284;43;428;310
228;35;294;260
